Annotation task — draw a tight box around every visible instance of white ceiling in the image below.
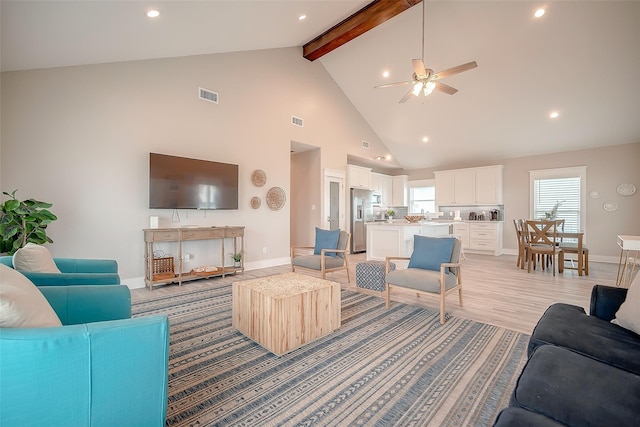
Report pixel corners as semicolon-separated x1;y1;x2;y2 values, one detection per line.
2;1;639;171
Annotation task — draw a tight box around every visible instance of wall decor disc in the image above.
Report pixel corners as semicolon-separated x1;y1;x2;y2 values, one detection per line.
266;187;286;211
250;196;261;209
251;169;267;187
589;190;601;199
603;201;618;212
616;183;636;196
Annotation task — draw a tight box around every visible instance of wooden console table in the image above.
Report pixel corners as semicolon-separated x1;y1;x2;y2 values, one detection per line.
143;226;244;290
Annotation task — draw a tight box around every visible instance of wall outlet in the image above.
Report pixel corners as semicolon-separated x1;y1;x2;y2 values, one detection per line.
182;254;191;262
263;247;267;254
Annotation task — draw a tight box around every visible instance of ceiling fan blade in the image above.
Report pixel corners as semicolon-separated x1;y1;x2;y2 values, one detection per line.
412;59;427;79
434;82;458;95
374;81;412;89
399;87;414;103
433;61;478;80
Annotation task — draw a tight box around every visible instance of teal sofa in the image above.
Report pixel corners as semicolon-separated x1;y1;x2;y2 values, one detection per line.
0;283;170;427
0;256;121;286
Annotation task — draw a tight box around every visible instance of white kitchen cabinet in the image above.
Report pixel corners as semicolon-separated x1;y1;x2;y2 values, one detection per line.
392;175;408;206
370;172;393;205
475;166;504;204
452;222;470;249
435;165;503;206
347;165;371;189
468;222;503;256
435;171;455;205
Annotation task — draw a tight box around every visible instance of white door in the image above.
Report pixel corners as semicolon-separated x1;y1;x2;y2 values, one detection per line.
324;170;345;231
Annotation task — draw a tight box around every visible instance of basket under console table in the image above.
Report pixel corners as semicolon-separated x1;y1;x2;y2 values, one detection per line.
143;226;244;290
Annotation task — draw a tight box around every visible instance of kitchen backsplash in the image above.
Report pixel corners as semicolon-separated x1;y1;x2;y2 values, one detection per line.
438;205;504;221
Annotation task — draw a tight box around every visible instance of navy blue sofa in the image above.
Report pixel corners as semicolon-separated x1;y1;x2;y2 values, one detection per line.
494;285;640;427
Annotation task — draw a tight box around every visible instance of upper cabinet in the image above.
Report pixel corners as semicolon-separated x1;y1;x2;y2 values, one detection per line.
371;172;393;205
347;165;372;189
435;165;503;206
392;175;408;206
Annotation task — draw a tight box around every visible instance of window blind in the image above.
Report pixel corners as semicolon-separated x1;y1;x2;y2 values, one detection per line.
533;177;581;233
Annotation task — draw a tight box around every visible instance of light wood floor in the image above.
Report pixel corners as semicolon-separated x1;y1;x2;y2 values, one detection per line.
132;253;619;334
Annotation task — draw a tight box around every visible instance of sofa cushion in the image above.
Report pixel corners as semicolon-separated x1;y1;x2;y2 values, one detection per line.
12;243;61;273
408;235;455;271
611;272;640;334
386;268;458;293
292;255;345;270
493;407;567;427
511;345;640;427
529;303;640;375
0;264;62;328
313;228;339;256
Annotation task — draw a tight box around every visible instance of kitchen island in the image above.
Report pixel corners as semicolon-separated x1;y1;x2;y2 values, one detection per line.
366;221;452;261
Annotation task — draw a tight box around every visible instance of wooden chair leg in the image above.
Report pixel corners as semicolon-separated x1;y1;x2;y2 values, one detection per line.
585;251;589;275
385;284;391;309
439;293;446;325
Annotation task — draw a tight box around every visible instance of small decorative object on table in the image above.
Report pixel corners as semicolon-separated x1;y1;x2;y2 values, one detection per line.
386;209;395;222
152;257;175;281
404;215;426;223
230;252;243;268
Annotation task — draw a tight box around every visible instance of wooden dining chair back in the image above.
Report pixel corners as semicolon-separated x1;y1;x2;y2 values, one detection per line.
513;219;528;269
525;220;559;276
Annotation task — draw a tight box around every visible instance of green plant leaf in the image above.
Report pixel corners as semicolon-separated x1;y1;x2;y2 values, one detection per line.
2;200;20;212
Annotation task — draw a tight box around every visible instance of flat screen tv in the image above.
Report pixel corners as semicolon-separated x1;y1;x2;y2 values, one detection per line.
149;153;238;210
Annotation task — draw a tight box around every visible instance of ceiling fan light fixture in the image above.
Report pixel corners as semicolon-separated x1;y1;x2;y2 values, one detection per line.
424;81;436;95
412;82;423;96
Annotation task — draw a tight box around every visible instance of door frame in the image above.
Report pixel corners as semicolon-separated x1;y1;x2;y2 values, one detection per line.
323;168;346;231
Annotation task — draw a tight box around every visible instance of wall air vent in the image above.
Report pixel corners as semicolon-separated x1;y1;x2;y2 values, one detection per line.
362;140;371;149
199;87;218;104
291;116;304;127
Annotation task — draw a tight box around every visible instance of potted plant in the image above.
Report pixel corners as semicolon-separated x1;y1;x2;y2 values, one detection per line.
0;190;58;255
386;209;395;222
230;252;243;268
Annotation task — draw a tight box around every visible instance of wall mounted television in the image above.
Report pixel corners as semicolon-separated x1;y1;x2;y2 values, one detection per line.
149;153;239;210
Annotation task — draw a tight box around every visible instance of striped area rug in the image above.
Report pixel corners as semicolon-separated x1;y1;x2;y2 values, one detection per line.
133;282;528;427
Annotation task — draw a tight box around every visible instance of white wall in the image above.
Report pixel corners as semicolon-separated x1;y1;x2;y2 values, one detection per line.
0;47;387;285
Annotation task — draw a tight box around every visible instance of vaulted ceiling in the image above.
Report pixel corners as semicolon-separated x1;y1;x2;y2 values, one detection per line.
2;1;639;171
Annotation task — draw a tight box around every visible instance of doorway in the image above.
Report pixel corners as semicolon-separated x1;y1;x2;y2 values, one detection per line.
324;169;345;231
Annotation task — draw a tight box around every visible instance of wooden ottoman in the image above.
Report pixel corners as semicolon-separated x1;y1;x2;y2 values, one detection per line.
232;272;341;355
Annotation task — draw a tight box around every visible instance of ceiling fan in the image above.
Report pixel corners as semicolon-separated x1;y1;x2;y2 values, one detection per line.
374;1;477;103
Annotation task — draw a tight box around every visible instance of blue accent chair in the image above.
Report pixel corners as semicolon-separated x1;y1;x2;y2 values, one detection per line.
0;282;170;427
0;255;121;286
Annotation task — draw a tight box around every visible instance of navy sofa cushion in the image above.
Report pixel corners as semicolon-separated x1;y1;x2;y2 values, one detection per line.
511;345;640;427
493;407;566;427
529;303;640;375
590;284;628;321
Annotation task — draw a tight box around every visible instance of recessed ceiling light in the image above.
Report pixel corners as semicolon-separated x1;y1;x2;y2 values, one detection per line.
298;14;307;21
382;70;390;78
385;154;392;160
147;10;160;18
534;8;545;18
549;111;559;119
422;137;429;143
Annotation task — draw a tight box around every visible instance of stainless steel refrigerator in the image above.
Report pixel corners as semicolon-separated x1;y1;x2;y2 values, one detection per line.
350;188;374;253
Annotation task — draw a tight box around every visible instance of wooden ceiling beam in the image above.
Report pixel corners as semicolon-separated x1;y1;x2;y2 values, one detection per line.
303;0;421;61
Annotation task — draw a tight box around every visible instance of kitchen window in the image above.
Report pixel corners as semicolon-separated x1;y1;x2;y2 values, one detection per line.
409;179;436;215
530;167;586;235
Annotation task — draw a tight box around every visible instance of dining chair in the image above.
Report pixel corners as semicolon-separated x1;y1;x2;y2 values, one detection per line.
513;219;528;269
525;220;559;276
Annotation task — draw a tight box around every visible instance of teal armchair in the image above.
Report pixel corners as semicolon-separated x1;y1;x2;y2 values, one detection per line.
0;284;170;427
0;256;120;286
